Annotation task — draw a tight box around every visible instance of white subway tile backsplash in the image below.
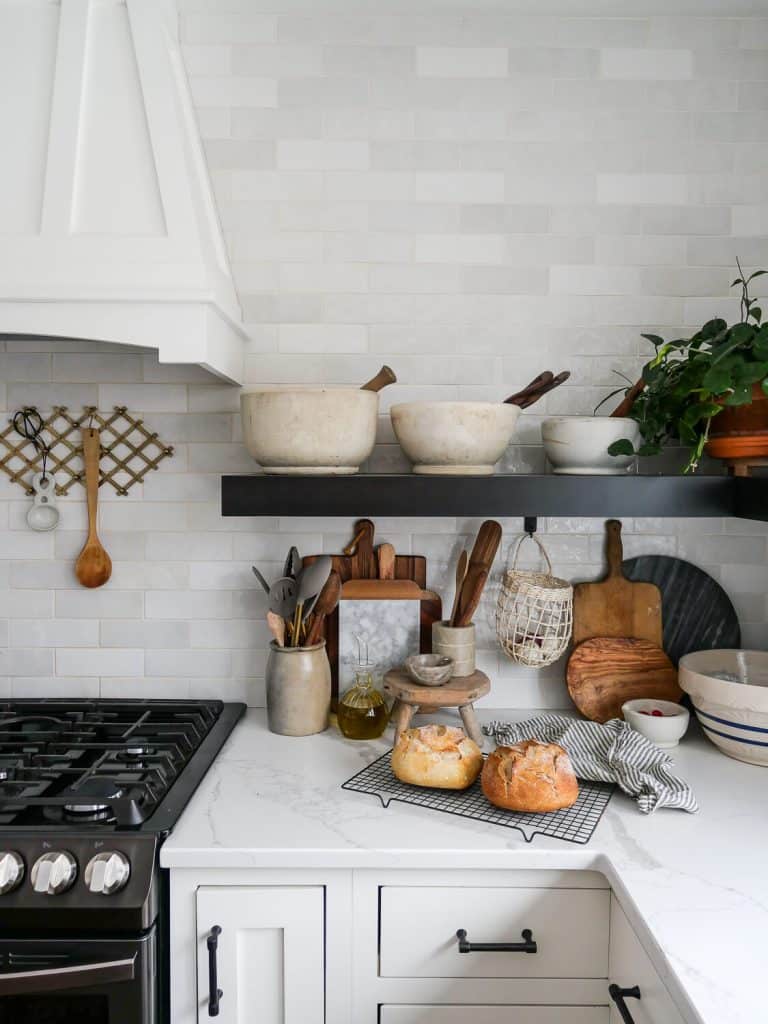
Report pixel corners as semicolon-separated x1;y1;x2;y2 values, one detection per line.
600;48;693;80
2;8;766;708
416;47;508;78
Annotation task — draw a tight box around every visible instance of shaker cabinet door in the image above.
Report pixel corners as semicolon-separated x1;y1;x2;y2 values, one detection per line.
196;886;324;1024
608;900;686;1024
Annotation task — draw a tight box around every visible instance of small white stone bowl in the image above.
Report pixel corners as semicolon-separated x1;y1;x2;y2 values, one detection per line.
622;699;690;749
405;653;454;686
542;416;640;475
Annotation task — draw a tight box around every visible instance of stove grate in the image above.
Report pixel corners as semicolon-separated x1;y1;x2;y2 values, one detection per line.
341;750;614;845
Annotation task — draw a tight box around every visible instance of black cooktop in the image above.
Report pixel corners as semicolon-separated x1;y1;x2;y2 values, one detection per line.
0;699;245;832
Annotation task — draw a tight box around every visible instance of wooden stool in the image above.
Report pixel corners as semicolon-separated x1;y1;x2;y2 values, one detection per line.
382;668;490;748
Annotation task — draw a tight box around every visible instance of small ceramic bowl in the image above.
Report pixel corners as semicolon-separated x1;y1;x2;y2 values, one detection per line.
405;653;454;686
541;416;640;475
622;699;690;748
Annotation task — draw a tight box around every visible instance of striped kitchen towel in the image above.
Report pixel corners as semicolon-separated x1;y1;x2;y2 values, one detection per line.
484;714;698;814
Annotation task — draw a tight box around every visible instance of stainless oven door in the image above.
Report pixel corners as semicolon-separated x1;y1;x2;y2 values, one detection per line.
0;929;157;1024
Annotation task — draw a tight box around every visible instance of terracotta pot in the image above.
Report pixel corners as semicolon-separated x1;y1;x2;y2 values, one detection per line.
706;382;768;460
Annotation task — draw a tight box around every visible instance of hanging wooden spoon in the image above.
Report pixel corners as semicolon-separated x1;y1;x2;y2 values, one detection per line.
75;427;112;588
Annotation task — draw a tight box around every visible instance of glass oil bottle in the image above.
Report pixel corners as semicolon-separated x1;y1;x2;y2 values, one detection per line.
337;637;389;740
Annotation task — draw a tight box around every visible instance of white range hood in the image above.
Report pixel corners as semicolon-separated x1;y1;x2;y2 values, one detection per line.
0;0;246;383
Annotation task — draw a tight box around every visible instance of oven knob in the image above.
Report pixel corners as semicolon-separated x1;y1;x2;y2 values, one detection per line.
31;851;77;895
84;851;130;895
0;852;24;894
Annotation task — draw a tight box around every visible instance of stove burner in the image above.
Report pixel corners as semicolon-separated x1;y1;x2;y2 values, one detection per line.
0;716;64;734
124;744;152;760
63;778;124;822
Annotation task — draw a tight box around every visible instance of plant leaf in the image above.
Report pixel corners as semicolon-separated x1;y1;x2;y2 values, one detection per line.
640;333;665;349
607;439;636;457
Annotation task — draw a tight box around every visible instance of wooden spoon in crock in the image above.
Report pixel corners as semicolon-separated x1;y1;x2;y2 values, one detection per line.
75;427;112;588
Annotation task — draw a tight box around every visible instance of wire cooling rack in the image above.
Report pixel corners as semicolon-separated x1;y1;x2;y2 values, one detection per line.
341;751;614;845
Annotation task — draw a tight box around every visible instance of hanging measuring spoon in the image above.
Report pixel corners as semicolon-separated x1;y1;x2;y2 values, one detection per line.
26;471;60;532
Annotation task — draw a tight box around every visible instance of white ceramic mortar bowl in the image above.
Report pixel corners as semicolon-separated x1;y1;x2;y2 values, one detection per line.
241;388;378;474
541;416;640;475
622;699;690;748
390;402;521;475
679;650;768;766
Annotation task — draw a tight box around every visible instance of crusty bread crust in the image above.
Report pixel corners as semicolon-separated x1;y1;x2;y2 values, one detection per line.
392;724;483;790
481;739;579;812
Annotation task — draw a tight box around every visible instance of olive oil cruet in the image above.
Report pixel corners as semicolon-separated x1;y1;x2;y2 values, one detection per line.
337;635;389;740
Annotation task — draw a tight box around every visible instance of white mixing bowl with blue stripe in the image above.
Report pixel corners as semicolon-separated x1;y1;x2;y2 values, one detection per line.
679;650;768;766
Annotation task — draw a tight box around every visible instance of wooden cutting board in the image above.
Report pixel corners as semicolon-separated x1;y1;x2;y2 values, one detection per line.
573;520;662;647
566;637;681;723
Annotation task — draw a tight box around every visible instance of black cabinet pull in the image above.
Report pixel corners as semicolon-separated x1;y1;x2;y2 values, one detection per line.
207;925;223;1017
609;983;641;1024
456;928;537;954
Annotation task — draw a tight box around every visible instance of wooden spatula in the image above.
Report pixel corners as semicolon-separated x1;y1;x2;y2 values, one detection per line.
572;520;662;647
75;428;112;589
566;637;681;723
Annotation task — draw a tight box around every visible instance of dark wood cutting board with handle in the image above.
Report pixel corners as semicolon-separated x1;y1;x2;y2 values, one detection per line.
566;636;681;723
622;555;741;666
573;520;662;647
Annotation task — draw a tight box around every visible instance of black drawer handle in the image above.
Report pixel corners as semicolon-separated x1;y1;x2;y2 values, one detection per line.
456;928;537;954
609;983;641;1023
207;925;223;1017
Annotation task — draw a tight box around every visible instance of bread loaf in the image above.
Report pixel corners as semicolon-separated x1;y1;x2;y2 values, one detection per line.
481;739;578;812
392;724;482;790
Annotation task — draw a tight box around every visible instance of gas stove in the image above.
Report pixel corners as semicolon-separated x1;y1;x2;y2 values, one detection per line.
0;698;245;1024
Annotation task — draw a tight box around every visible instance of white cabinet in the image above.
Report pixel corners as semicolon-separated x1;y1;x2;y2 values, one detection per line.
608;900;686;1024
381;1007;609;1023
195;886;324;1024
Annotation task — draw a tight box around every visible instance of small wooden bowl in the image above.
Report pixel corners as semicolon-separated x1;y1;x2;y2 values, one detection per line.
405;653;454;686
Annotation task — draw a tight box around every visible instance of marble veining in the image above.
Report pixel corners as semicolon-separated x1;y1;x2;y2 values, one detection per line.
162;708;768;1024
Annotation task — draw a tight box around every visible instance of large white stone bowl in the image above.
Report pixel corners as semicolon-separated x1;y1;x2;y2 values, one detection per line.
541;416;640;474
240;388;378;474
390;402;520;475
679;650;768;766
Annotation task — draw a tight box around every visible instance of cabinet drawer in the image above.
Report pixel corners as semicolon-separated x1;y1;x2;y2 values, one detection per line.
381;1006;609;1023
380;886;609;979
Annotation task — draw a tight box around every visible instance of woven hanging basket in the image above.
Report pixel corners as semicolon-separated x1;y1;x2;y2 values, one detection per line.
495;534;573;667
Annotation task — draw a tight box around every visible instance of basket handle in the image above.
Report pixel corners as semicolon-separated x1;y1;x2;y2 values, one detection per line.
508;533;553;576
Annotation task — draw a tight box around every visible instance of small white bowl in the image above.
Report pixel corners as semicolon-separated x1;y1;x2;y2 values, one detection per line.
391;402;520;475
542;416;640;475
680;649;768;766
622;699;690;748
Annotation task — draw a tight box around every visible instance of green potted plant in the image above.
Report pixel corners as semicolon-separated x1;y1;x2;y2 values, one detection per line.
610;262;768;473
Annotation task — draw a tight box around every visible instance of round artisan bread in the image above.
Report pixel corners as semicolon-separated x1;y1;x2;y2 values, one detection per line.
481;739;579;812
392;724;483;790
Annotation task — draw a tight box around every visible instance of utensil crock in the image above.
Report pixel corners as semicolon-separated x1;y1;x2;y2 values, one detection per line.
266;640;331;737
432;621;476;677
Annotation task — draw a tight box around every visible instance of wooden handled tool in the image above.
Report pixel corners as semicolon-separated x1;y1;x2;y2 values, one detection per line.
572;520;662;647
505;371;570;409
452;520;502;627
75;427;112;589
361;365;397;392
305;571;342;647
566;637;681;723
453;568;489;628
378;543;395;580
449;549;469;626
611;377;644;418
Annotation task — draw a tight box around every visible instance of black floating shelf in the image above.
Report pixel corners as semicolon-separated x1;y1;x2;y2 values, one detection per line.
222;473;767;522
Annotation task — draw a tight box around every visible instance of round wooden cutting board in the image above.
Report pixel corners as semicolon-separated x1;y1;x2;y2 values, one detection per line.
566;637;682;723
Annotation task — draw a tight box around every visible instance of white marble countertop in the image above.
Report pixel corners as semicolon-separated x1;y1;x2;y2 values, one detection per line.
162;708;768;1024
